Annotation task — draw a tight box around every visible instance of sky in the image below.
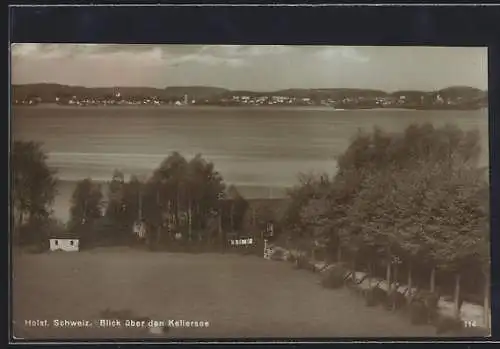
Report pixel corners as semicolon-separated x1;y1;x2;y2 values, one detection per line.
10;44;488;92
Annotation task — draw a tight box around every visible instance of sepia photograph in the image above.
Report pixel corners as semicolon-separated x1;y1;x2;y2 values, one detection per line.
10;44;490;340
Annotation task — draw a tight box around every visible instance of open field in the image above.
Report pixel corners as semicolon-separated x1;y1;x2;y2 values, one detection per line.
13;248;446;340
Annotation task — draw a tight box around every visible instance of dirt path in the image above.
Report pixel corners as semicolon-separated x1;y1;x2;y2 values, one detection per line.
12;250;441;339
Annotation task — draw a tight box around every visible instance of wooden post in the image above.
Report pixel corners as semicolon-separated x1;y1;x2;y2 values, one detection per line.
454;273;461;319
430;267;436;293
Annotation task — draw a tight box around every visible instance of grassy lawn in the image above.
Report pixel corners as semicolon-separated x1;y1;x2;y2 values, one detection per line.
12;248;441;340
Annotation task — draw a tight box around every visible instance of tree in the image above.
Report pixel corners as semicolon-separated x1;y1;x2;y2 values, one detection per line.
11;141;57;245
225;185;249;233
143;152;226;247
68;178;104;247
122;175;144;224
287;123;489;317
283;172;331;243
103;170;129;242
187;155;226;239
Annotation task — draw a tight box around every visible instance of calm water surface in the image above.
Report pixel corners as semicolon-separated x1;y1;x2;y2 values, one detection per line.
12;106;489;222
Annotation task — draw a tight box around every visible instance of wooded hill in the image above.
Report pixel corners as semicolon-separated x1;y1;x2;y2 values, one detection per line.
12;83;487;103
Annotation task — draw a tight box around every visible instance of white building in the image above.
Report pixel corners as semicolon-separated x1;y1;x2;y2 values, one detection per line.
49;238;79;252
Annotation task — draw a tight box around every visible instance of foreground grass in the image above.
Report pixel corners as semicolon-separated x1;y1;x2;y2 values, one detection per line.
12;248;441;339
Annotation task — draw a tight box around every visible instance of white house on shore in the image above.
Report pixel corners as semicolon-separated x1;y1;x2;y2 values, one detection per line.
49;234;80;252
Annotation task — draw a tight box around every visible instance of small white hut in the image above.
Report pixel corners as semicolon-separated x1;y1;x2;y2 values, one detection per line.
49;236;80;252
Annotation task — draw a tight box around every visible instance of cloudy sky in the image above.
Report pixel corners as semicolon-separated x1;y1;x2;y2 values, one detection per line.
11;44;487;91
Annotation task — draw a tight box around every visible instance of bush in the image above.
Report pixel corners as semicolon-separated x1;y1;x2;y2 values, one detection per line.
410;300;428;325
365;285;387;307
320;264;348;289
385;289;407;311
294;254;309;269
287;252;299;264
365;288;378;306
435;315;463;335
270;249;285;261
412;290;440;323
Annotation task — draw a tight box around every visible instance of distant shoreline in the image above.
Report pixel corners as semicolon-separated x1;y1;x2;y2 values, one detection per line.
12;104;487;112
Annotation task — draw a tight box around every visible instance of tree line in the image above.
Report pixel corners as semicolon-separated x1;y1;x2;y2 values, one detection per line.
282;123;490;323
11;145;269;251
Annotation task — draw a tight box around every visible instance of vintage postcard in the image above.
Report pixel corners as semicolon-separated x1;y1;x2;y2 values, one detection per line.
10;44;490;340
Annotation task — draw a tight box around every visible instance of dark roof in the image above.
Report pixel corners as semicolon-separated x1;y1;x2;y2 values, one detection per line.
48;232;80;239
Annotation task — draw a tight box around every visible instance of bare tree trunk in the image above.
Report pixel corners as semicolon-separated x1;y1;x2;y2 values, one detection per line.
230;201;234;232
368;262;372;289
176;187;180;235
188;196;192;242
138;186;142;221
484;273;490;331
407;261;413;305
394;263;399;285
156;191;161;246
14;209;24;244
391;263;399;311
351;253;356;282
218;212;222;236
386;260;392;286
454;273;461;320
430;267;436;293
218;209;223;250
252;207;256;228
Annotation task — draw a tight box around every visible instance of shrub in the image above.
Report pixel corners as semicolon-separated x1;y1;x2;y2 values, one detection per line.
385;288;407;311
320;264;348;289
410;300;428;325
435;315;463;335
365;288;378;307
271;249;285;261
365;285;387;307
287;253;297;264
411;290;440;323
294;254;310;270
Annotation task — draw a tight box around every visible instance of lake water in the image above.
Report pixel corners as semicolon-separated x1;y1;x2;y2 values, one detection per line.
11;105;489;222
